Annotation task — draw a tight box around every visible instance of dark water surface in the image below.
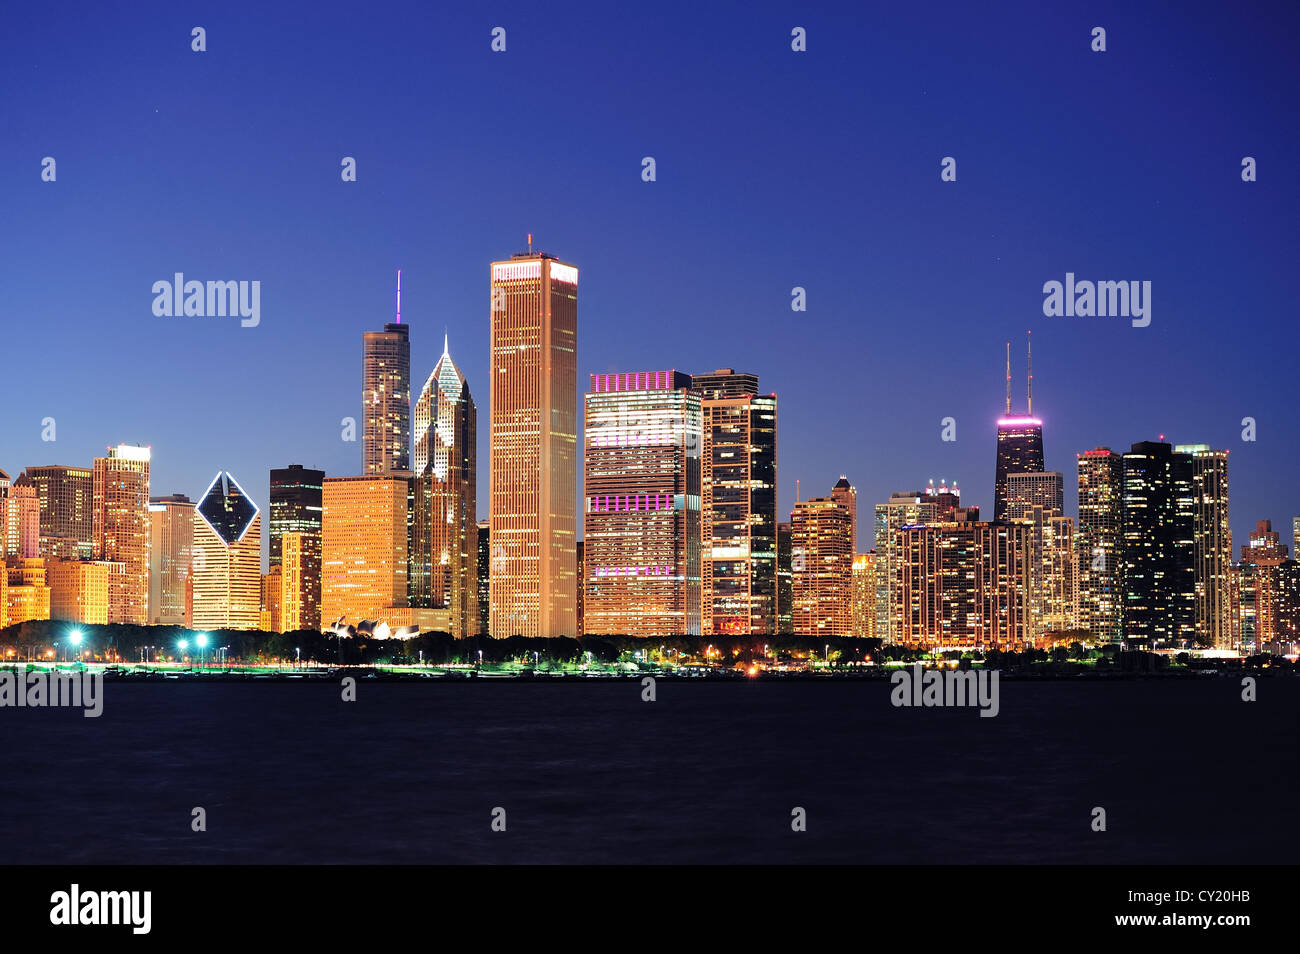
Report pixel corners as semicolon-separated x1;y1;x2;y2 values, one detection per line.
1;677;1295;864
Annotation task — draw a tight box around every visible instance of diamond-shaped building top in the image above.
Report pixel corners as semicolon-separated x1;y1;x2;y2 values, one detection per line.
196;471;259;545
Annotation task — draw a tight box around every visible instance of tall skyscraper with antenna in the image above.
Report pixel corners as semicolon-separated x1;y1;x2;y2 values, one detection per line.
993;333;1045;522
489;241;578;638
362;270;411;474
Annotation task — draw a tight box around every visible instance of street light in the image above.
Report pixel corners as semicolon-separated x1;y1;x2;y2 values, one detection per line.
196;633;209;669
69;630;83;666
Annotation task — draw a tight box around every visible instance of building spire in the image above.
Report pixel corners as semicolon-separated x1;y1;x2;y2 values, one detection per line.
1027;329;1033;416
395;268;402;324
443;328;449;357
1004;341;1011;415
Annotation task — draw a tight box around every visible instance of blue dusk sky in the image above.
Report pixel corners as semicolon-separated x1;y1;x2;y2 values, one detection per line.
2;0;1297;560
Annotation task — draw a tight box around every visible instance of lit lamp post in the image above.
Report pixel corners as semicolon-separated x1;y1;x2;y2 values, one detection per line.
69;630;83;667
178;638;189;668
196;633;209;669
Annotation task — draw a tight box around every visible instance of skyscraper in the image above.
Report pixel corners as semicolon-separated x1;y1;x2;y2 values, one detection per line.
269;465;324;567
583;370;701;637
850;552;877;639
1122;441;1195;647
191;472;262;630
23;465;94;560
695;370;778;635
873;489;944;643
791;495;854;637
489;246;578;638
897;511;1029;649
993;338;1045;523
410;335;478;635
0;473;39;559
1077;448;1124;643
1176;444;1231;649
92;444;151;625
362;271;411;475
831;476;858;552
148;493;194;625
281;530;322;632
477;518;490;636
321;474;409;629
1003;472;1077;639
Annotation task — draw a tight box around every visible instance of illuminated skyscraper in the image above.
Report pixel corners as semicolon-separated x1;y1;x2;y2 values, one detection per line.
92;444;151;625
993;338;1045;523
410;335;477;635
583;370;701;637
363;271;411;475
191;472;262;630
476;519;490;636
791;495;854;637
694;370;777;635
489;246;578;638
1122;441;1195;646
0;473;39;559
148;493;194;625
1176;444;1231;649
269;465;324;566
321;474;409;628
831;476;858;551
897;511;1030;649
281;531;322;632
1004;472;1077;639
1077;448;1124;643
23;465;94;560
851;552;877;639
873;490;944;643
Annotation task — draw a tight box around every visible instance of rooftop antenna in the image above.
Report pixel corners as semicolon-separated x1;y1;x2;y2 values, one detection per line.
395;269;402;324
1004;341;1011;415
796;478;801;503
527;233;533;254
1026;330;1033;416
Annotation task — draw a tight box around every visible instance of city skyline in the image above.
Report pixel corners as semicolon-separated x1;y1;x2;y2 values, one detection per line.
4;3;1296;566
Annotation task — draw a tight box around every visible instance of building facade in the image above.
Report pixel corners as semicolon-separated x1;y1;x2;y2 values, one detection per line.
362;276;411;475
1121;441;1195;646
790;495;854;637
1176;444;1231;649
191;472;262;630
583;370;701;637
321;474;409;628
23;465;94;560
489;250;578;637
92;444;152;625
1077;448;1124;643
148;493;194;625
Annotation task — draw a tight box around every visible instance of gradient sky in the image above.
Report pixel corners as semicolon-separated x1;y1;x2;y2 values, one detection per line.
3;0;1297;564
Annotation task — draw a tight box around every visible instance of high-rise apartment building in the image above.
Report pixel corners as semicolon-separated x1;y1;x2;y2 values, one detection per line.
0;473;39;559
281;530;322;632
777;521;793;633
1004;471;1077;639
694;370;777;635
583;371;701;637
148;493;194;625
23;465;94;560
321;474;409;628
92;444;151;625
873;489;945;643
896;512;1030;649
1176;444;1231;649
850;552;877;639
1077;448;1124;643
191;472;262;630
362;272;411;475
489;247;578;638
476;519;490;636
790;495;854;637
1122;441;1195;646
2;558;51;627
410;336;478;636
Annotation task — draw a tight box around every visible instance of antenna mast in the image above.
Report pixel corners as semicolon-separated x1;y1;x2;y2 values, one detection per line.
1004;341;1011;415
1027;330;1033;416
395;269;402;324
